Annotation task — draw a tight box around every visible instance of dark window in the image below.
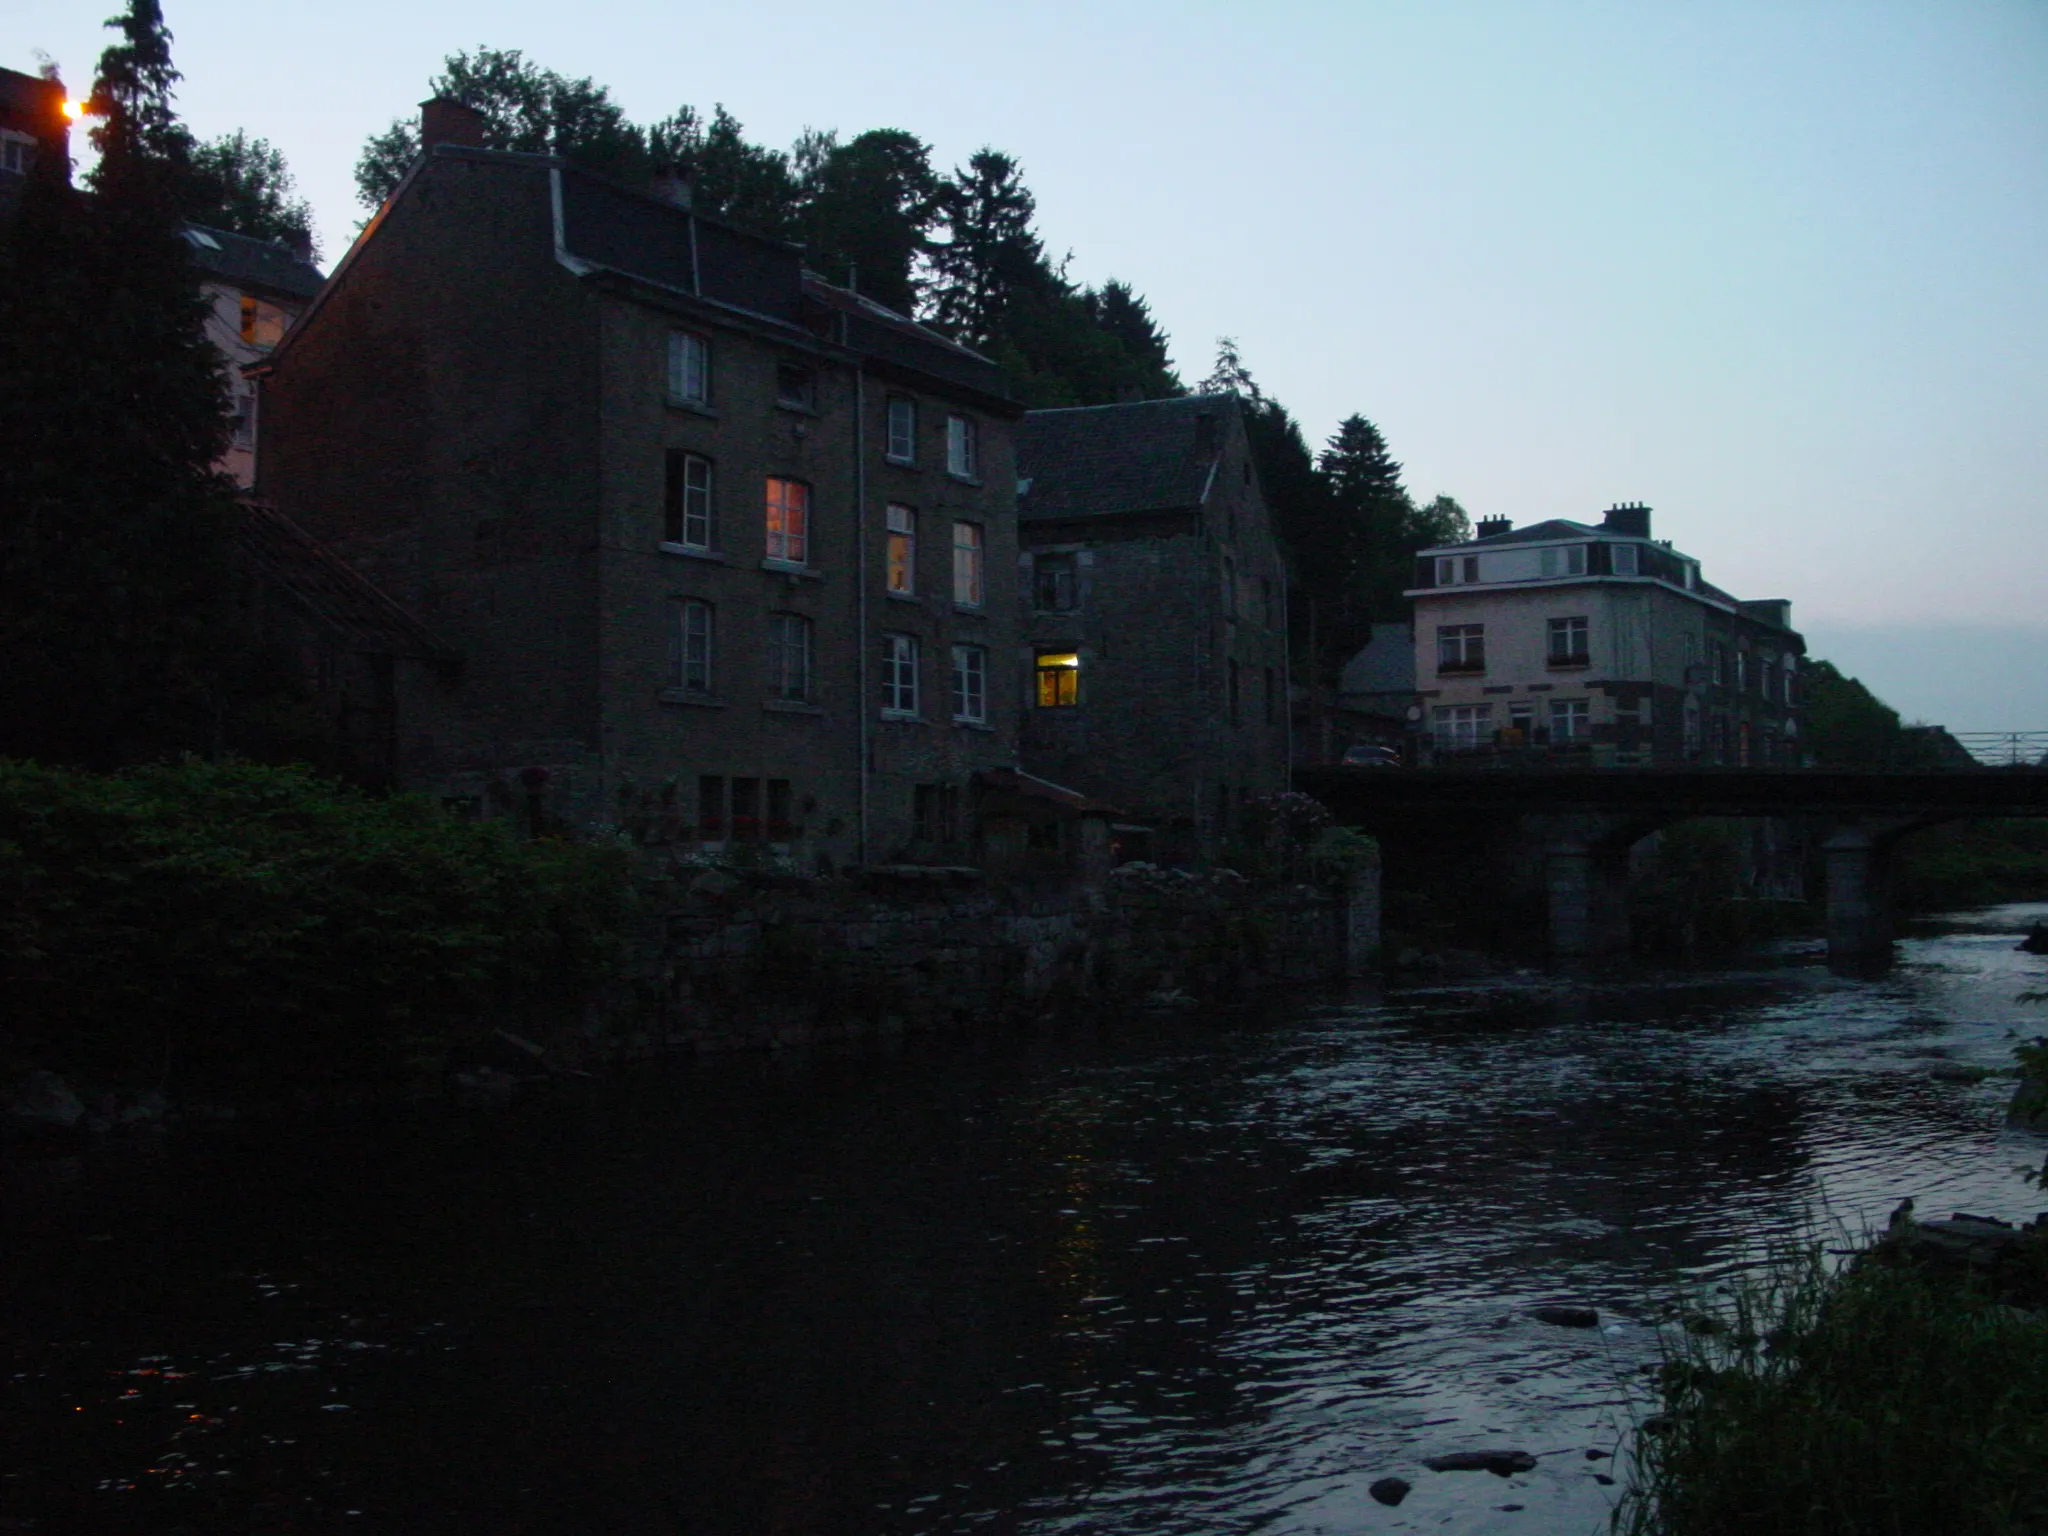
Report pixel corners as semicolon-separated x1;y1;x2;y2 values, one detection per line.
1547;616;1589;665
776;364;814;409
1437;624;1485;673
697;775;726;837
667;331;710;404
1228;657;1241;722
664;451;713;548
882;633;919;716
767;613;812;701
946;414;978;478
1034;552;1077;611
766;779;795;840
914;783;960;845
674;600;714;693
731;777;761;840
886;397;916;463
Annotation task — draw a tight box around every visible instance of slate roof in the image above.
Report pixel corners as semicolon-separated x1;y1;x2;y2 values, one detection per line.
1018;395;1233;522
181;223;324;301
1466;518;1601;546
228;500;454;660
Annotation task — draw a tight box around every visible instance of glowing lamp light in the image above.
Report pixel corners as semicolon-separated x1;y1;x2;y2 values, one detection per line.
61;99;83;120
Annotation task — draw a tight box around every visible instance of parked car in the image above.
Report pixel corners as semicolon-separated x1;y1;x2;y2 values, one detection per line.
1340;743;1404;768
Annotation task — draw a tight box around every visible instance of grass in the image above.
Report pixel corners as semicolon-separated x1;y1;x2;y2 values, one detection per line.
1613;1235;2048;1536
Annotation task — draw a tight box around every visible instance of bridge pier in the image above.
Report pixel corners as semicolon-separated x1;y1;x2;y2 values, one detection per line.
1822;820;1913;975
1534;814;1654;960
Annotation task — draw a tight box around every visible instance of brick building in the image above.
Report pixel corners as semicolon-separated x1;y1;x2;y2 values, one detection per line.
254;102;1022;868
1016;394;1291;853
1409;502;1806;765
0;66;68;219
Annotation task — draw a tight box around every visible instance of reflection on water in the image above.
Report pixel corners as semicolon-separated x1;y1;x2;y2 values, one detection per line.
7;905;2046;1535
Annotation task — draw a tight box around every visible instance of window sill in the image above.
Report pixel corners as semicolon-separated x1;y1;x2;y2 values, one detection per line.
664;397;717;419
763;699;823;716
661;543;728;563
884;589;922;604
953;717;994;731
1436;665;1486;676
1546;656;1591;670
953;601;986;615
760;559;823;581
945;471;983;486
884;453;917;470
775;399;820;417
879;709;924;723
660;689;725;708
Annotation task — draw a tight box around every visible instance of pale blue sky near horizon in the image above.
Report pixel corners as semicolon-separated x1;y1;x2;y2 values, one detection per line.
17;0;2048;730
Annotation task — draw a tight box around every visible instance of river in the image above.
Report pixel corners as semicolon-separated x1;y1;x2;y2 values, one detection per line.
6;903;2047;1536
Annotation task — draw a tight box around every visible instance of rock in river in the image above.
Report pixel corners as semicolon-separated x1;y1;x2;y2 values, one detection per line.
1424;1450;1537;1476
1529;1304;1600;1328
1368;1476;1411;1506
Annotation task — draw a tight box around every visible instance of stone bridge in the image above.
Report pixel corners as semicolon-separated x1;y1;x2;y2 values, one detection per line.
1294;766;2048;972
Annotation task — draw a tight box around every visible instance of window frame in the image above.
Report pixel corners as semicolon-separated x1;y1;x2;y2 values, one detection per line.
885;503;917;595
1547;615;1590;667
764;476;811;567
951;643;988;724
775;362;816;411
667;330;711;407
1432;703;1492;752
885;396;917;464
767;612;813;703
1549;697;1590;741
951;520;985;607
946;414;979;480
664;450;714;550
881;632;920;718
676;599;714;696
1033;551;1077;612
1035;650;1080;708
1436;623;1486;674
1611;542;1640;576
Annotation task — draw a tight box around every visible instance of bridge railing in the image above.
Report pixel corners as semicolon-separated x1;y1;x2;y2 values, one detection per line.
1952;732;2048;768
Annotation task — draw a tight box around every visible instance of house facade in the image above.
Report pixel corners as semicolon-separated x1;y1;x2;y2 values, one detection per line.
1016;394;1290;851
254;102;1022;869
181;222;323;485
0;66;67;219
1409;503;1805;766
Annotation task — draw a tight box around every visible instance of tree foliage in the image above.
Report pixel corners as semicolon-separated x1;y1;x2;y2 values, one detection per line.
186;130;316;251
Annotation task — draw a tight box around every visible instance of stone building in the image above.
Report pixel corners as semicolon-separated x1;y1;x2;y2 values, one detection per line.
254;101;1022;868
181;222;323;486
1409;503;1805;765
1016;394;1291;853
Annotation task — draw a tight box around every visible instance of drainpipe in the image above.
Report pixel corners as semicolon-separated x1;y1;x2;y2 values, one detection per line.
855;361;871;866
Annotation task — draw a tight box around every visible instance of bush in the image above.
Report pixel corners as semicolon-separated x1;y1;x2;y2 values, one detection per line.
0;759;631;1096
1617;1240;2048;1536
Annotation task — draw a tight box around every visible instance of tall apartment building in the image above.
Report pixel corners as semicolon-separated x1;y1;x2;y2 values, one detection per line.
1017;394;1291;851
254;101;1022;867
1409;503;1805;765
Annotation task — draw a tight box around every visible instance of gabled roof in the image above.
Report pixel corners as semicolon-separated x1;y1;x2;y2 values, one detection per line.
229;500;454;660
181;223;324;302
1018;394;1232;522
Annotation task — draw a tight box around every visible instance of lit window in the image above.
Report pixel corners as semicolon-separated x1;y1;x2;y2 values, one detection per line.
674;600;714;694
881;633;920;715
1436;624;1485;673
664;452;713;549
951;644;987;724
767;613;812;702
667;331;710;405
1547;616;1589;665
886;397;916;463
952;521;984;606
765;477;809;565
886;504;916;594
1035;651;1080;708
946;414;978;479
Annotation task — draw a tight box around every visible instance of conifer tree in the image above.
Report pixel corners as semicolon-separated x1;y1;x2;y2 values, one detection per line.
927;148;1047;346
0;0;239;765
799;128;939;315
186;130;316;250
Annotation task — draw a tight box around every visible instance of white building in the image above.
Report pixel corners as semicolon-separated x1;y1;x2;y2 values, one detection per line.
182;223;323;486
1408;503;1804;766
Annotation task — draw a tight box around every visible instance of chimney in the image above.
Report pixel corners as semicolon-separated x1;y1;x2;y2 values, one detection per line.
280;226;315;265
419;96;487;150
649;163;695;209
1475;515;1512;540
1601;501;1652;538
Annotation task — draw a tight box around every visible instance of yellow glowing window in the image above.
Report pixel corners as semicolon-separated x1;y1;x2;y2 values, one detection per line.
1035;651;1080;707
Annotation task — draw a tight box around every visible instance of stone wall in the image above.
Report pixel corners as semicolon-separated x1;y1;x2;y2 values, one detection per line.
595;862;1371;1057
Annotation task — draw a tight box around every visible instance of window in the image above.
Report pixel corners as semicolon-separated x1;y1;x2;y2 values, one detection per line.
1547;615;1590;666
1436;623;1485;673
914;783;960;845
881;633;919;716
775;363;814;410
664;452;713;548
952;644;987;724
952;521;984;606
1710;641;1729;688
886;397;916;463
1035;651;1080;707
731;777;761;840
1433;704;1492;751
0;130;35;176
1228;658;1242;723
1783;657;1798;708
230;385;255;450
946;414;978;479
765;477;809;565
1434;555;1483;585
1034;551;1077;611
1263;666;1277;725
674;600;714;694
886;504;916;594
766;778;795;840
238;294;286;349
1261;576;1276;630
1550;698;1589;741
1222;556;1237;619
767;613;812;702
1507;702;1534;744
1611;542;1639;576
667;331;710;405
1541;544;1589;577
698;775;726;838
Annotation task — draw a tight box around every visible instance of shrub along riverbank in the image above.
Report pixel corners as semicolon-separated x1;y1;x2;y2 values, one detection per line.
0;759;632;1107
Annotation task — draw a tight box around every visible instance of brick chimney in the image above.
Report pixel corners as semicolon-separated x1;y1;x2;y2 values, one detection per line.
649;163;694;209
1475;515;1512;539
420;97;487;150
1601;501;1651;538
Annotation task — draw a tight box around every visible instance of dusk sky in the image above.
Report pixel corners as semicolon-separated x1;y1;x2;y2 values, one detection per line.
19;1;2047;731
